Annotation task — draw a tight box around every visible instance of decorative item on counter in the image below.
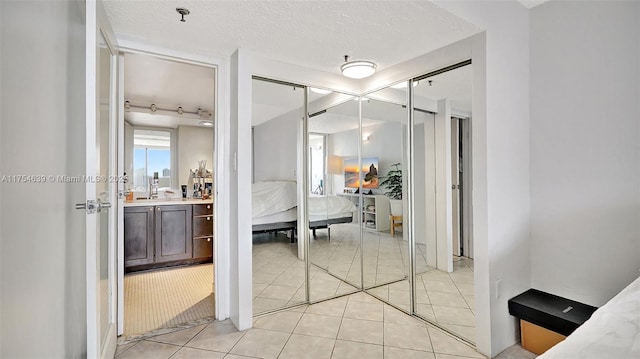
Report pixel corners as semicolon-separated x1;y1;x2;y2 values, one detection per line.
124;171;134;201
181;185;187;198
198;160;207;177
164;190;174;200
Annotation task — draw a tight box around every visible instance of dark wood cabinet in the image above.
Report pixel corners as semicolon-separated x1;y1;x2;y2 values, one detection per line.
155;205;192;263
193;236;214;259
124;206;155;267
193;216;213;238
125;202;212;272
192;204;214;261
193;203;213;216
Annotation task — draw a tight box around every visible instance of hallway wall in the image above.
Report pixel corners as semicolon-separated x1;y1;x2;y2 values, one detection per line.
530;0;640;306
1;1;87;357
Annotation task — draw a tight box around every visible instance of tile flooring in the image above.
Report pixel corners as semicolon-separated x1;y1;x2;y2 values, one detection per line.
117;291;487;359
253;225;476;343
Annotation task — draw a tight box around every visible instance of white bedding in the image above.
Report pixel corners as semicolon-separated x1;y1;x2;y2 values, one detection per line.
308;195;357;217
252;181;297;218
252;208;297;226
539;276;640;359
252;181;356;222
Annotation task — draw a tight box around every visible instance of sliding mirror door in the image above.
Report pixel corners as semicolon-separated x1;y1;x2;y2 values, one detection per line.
413;63;475;343
307;89;361;302
360;85;411;312
251;78;306;314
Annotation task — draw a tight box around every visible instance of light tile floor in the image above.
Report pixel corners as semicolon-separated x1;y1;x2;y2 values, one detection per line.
117;292;488;359
254;225;476;343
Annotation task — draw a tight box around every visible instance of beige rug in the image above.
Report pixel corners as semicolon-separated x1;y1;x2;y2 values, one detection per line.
124;263;215;337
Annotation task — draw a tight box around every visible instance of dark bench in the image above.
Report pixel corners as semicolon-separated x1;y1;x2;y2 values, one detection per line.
508;289;598;354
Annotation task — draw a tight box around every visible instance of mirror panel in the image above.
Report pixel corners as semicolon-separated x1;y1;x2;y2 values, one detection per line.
251;78;306;314
413;64;475;343
361;86;411;312
308;89;361;302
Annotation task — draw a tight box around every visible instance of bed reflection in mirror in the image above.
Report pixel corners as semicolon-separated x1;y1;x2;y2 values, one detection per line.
307;89;361;302
251;78;306;315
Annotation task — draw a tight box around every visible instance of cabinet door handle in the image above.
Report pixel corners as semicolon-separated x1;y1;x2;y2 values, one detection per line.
207;238;211;242
207;216;211;221
207;205;211;209
149;207;153;211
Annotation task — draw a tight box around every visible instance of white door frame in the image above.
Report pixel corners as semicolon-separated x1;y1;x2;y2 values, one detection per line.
86;1;119;357
113;40;231;328
116;52;125;335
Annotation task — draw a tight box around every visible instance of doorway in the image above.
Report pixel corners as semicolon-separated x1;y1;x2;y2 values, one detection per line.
118;52;217;337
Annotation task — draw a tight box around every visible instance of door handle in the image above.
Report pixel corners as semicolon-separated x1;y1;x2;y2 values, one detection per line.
99;200;112;210
76;200;98;214
75;199;111;214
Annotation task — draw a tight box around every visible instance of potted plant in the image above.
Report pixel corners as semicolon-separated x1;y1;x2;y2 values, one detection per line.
380;163;403;216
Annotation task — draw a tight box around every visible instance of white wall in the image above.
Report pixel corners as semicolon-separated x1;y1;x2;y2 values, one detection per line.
435;99;453;273
177;125;214;186
1;1;87;357
530;1;640;305
434;2;531;356
253;111;299;182
229;49;253;330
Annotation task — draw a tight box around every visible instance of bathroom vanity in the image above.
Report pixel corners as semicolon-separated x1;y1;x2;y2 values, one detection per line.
124;199;214;272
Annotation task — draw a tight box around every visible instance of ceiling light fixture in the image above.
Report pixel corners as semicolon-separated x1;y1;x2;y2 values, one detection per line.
176;7;190;22
310;87;332;95
125;101;211;118
340;55;377;79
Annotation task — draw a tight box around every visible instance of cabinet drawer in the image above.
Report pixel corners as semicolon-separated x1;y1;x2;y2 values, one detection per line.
193;236;214;259
193;203;213;216
193;215;213;237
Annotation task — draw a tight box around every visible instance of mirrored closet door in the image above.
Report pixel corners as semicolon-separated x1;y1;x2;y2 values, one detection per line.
251;61;475;346
360;85;411;312
307;89;361;302
251;77;306;314
411;63;475;343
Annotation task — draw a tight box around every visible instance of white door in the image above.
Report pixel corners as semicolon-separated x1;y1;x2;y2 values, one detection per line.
83;1;119;358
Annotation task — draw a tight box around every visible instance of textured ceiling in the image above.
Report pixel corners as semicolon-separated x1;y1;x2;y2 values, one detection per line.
103;0;481;76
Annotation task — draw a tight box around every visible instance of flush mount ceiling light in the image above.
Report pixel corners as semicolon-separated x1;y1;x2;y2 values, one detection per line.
340;55;377;79
310;87;332;95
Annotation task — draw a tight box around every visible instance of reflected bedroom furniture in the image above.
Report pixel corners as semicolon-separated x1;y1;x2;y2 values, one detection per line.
390;215;403;236
251;181;356;241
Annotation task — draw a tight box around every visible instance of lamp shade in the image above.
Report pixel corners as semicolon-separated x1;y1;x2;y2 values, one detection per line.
327;155;344;175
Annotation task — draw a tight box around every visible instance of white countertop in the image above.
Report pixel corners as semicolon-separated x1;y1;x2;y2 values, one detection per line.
123;198;213;207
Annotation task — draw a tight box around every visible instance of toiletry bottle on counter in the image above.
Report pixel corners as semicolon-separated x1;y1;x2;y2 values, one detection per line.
186;170;194;199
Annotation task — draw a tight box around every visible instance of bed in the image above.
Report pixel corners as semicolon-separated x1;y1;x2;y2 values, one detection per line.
538;275;640;358
252;181;357;241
